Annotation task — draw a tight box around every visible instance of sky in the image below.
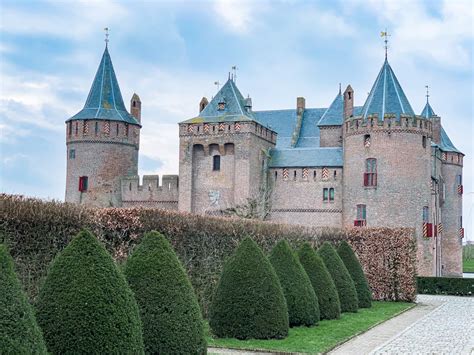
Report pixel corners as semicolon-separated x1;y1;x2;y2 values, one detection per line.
0;0;473;240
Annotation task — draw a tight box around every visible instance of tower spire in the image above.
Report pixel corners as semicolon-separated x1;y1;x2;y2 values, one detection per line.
104;27;110;47
381;29;390;60
425;85;430;103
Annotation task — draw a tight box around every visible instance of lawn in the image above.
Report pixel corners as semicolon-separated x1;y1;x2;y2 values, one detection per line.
207;301;414;354
463;259;474;273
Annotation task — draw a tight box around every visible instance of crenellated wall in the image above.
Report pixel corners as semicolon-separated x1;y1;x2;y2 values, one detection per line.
268;167;342;227
121;174;179;209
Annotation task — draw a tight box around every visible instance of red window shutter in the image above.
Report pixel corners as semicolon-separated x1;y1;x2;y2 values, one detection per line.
426;223;433;238
363;173;368;186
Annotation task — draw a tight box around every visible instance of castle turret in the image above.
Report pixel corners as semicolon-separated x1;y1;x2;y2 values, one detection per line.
178;77;276;214
342;58;435;275
65;44;141;207
130;93;141;123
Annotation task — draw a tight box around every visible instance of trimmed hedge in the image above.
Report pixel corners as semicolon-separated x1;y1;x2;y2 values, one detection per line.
269;240;320;327
210;237;289;339
124;231;206;354
338;241;372;308
0;244;47;354
36;230;144;354
417;277;474;296
0;194;418;314
298;243;341;320
319;242;359;313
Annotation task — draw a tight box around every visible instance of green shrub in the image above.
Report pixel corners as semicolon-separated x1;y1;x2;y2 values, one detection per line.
298;243;341;320
318;242;358;313
35;230;144;354
124;231;206;354
417;277;474;296
337;241;372;308
0;244;47;354
269;240;319;327
210;237;289;339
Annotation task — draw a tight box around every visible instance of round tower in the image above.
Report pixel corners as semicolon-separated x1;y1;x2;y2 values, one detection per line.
342;59;434;276
65;45;141;207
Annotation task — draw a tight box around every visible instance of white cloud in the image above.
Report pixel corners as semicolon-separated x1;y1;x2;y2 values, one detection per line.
213;0;268;34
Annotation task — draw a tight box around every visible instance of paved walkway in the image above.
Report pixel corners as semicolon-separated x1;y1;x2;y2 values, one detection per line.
330;295;474;355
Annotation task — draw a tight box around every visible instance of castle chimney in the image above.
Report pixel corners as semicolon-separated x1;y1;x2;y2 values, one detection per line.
343;85;354;119
244;95;252;112
297;97;305;114
130;93;141;123
431;115;441;145
199;97;209;113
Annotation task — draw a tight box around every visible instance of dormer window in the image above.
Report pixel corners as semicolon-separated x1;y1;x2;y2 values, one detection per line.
218;100;226;111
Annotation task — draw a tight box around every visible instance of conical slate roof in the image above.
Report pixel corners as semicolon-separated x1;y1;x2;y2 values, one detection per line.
67;46;139;125
182;78;255;123
421;101;435;119
361;59;415;120
317;92;343;126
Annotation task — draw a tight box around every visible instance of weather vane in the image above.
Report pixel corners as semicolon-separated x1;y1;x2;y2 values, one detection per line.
231;66;238;82
104;27;110;46
214;81;220;90
380;29;390;59
425;85;430;103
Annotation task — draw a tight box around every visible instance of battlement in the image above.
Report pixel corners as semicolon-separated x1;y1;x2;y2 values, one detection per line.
179;120;277;144
344;114;432;137
121;174;179;209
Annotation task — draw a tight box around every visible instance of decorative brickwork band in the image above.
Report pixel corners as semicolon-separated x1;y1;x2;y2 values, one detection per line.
204;123;210;133
218;122;225;131
302;168;309;180
442;152;447;161
458;185;463;195
234;122;241;131
460;228;464;238
437;223;443;235
104;121;110;135
271;208;342;213
322;167;329;180
282;168;289;180
187;124;194;133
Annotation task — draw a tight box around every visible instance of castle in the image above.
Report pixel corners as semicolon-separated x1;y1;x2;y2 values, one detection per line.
65;43;464;277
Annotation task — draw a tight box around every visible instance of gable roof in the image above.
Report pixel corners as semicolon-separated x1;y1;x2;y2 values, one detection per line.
269;147;343;168
67;46;139;125
317;93;343;126
360;59;415;120
182;78;255;124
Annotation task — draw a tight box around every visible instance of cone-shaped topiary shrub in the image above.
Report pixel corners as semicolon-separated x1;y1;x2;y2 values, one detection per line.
269;240;319;327
337;241;372;308
124;231;207;354
210;237;288;339
36;230;144;354
318;241;358;313
0;244;47;354
297;243;341;320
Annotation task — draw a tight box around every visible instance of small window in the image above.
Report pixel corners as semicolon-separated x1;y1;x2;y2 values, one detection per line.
364;134;371;148
125;123;129;137
213;155;221;171
129;182;132;191
422;136;427;148
116;124;119;136
133;101;136;108
75;122;78;135
95;122;99;135
347;92;352;100
323;188;329;202
423;206;429;223
329;188;334;201
333;170;337;179
78;176;88;192
456;175;462;185
364;158;377;187
68;122;72;136
293;170;297;181
275;171;278;180
356;204;366;220
313;171;317;180
69;149;75;159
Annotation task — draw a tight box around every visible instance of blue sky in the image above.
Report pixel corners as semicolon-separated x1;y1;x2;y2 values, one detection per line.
1;0;473;240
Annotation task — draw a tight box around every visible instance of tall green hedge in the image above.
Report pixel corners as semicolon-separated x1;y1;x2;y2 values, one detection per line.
210;237;289;339
269;240;320;327
124;231;206;354
337;241;372;308
318;242;358;313
417;277;474;296
298;243;341;320
0;244;47;354
35;230;144;354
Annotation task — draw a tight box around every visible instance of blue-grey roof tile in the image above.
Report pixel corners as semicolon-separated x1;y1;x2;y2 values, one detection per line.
421;101;435;118
269;147;343;168
440;126;462;153
317;93;343;126
67;46;139;125
360;59;415;120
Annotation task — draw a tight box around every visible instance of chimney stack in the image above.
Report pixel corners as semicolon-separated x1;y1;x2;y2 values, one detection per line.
297;97;305;114
130;93;141;123
199;97;209;113
343;85;354;119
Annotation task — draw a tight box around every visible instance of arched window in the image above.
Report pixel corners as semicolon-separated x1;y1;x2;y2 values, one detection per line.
364;158;377;187
213;155;221;171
